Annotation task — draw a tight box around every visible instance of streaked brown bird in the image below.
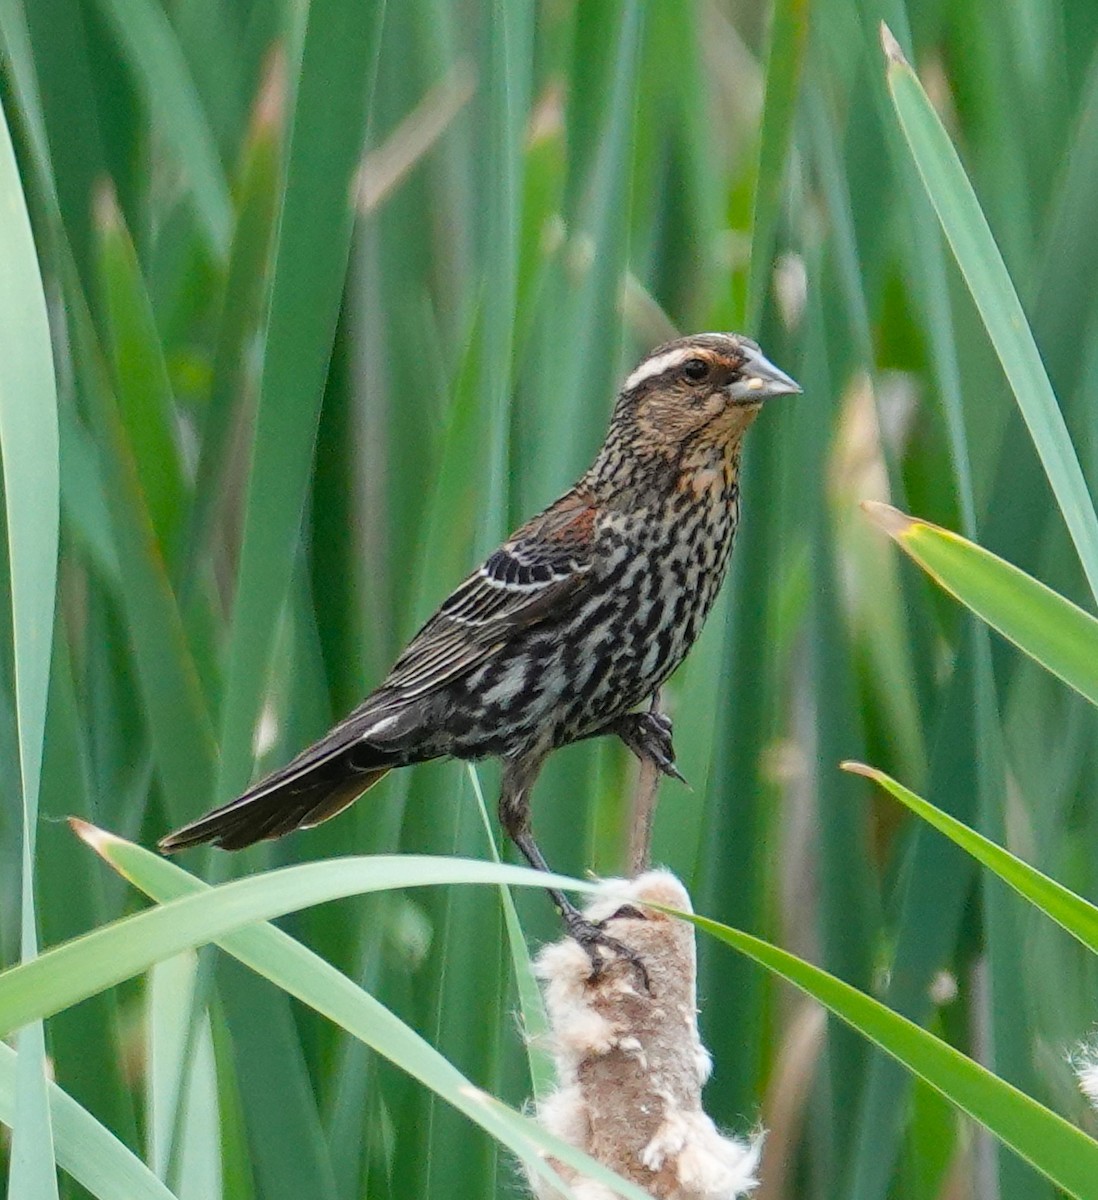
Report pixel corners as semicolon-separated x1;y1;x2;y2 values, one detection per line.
161;333;799;981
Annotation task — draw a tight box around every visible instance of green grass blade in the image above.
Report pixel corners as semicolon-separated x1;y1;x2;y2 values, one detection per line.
883;25;1098;603
865;501;1098;706
466;764;553;1103
746;0;810;330
0;1042;176;1200
67;294;218;825
845;763;1098;954
36;626;141;1159
87;829;655;1200
0;88;61;1200
0;834;592;1037
183;78;283;593
58;407;120;585
684;911;1098;1199
91;0;232;256
95;186;188;568
146;953;222;1195
215;0;383;800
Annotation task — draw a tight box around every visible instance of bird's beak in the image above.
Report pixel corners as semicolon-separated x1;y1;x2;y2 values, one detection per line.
727;345;802;402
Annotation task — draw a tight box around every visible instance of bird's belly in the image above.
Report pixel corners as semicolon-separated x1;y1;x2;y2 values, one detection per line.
443;499;736;759
549;564;716;743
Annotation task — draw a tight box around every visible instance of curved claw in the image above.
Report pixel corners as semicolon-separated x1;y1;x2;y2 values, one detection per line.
603;903;647;922
565;912;652;995
613;710;688;787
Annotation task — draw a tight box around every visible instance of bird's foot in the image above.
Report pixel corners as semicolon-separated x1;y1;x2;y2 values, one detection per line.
563;905;652;995
612;710;687;785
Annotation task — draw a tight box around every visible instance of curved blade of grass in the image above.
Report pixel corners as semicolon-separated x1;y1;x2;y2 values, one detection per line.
67;294;218;825
95;185;188;568
681;911;1098;1198
0;831;593;1038
0;1042;175;1200
844;762;1098;954
0;90;61;1199
882;23;1098;604
84;828;653;1200
864;501;1098;706
58;407;119;585
182;69;283;594
745;0;810;330
216;0;383;800
467;764;553;1103
92;0;231;257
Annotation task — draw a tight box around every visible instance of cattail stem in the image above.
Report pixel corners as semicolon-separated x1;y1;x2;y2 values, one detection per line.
529;872;762;1199
627;757;661;877
627;690;670;875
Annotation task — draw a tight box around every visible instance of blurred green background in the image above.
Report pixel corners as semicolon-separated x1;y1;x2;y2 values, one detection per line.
3;0;1098;1196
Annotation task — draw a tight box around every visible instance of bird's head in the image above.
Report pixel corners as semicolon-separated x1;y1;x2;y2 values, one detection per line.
613;332;800;455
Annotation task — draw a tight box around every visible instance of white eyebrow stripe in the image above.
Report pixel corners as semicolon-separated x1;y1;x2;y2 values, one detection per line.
622;346;701;392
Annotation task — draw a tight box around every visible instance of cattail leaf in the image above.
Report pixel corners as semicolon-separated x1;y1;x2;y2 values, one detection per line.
685;910;1098;1199
883;23;1098;604
845;763;1098;955
0;1042;175;1200
864;501;1098;707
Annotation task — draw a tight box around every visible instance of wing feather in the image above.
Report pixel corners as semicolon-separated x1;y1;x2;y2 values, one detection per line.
382;494;596;699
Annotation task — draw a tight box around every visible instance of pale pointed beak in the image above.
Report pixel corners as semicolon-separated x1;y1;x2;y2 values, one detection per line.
727;345;802;402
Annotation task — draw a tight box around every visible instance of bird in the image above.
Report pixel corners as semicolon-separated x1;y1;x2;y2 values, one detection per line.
161;332;800;984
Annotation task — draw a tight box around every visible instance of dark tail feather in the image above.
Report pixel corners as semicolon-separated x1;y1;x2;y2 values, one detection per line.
159;764;391;854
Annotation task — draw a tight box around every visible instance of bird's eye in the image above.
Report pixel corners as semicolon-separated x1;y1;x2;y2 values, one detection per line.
682;357;709;382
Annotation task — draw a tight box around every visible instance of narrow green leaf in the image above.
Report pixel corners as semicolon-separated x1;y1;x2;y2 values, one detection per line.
0;835;591;1038
183;72;283;593
0;88;61;1200
68;295;218;824
685;912;1098;1199
864;501;1098;707
883;23;1098;603
146;954;221;1195
216;0;383;800
88;830;654;1200
467;764;554;1103
844;763;1098;955
95;185;188;568
746;0;810;330
92;0;232;256
0;1042;176;1200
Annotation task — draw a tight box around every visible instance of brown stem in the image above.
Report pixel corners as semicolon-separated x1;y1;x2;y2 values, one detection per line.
628;756;661;877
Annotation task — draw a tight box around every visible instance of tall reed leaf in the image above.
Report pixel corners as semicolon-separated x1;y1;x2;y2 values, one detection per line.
882;23;1098;603
684;913;1098;1198
864;501;1098;706
0;91;61;1200
844;764;1098;953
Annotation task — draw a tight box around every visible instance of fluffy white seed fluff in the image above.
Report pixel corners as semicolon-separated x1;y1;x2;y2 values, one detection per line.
529;871;762;1200
1075;1043;1098;1113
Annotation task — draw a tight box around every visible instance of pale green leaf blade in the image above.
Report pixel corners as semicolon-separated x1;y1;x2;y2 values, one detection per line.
883;25;1098;603
0;88;61;1200
85;829;656;1200
844;763;1098;955
0;834;593;1038
0;1042;176;1200
684;912;1098;1199
864;501;1098;707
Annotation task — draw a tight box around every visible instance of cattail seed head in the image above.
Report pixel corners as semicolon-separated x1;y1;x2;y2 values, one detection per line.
530;871;762;1200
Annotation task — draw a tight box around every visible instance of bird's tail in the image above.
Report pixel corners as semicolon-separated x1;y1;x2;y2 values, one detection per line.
159;722;403;853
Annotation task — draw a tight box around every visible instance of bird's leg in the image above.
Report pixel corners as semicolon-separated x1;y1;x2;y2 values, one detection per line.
592;690;686;785
499;754;651;993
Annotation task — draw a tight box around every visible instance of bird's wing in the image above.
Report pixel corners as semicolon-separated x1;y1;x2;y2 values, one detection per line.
160;495;599;853
381;494;598;699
